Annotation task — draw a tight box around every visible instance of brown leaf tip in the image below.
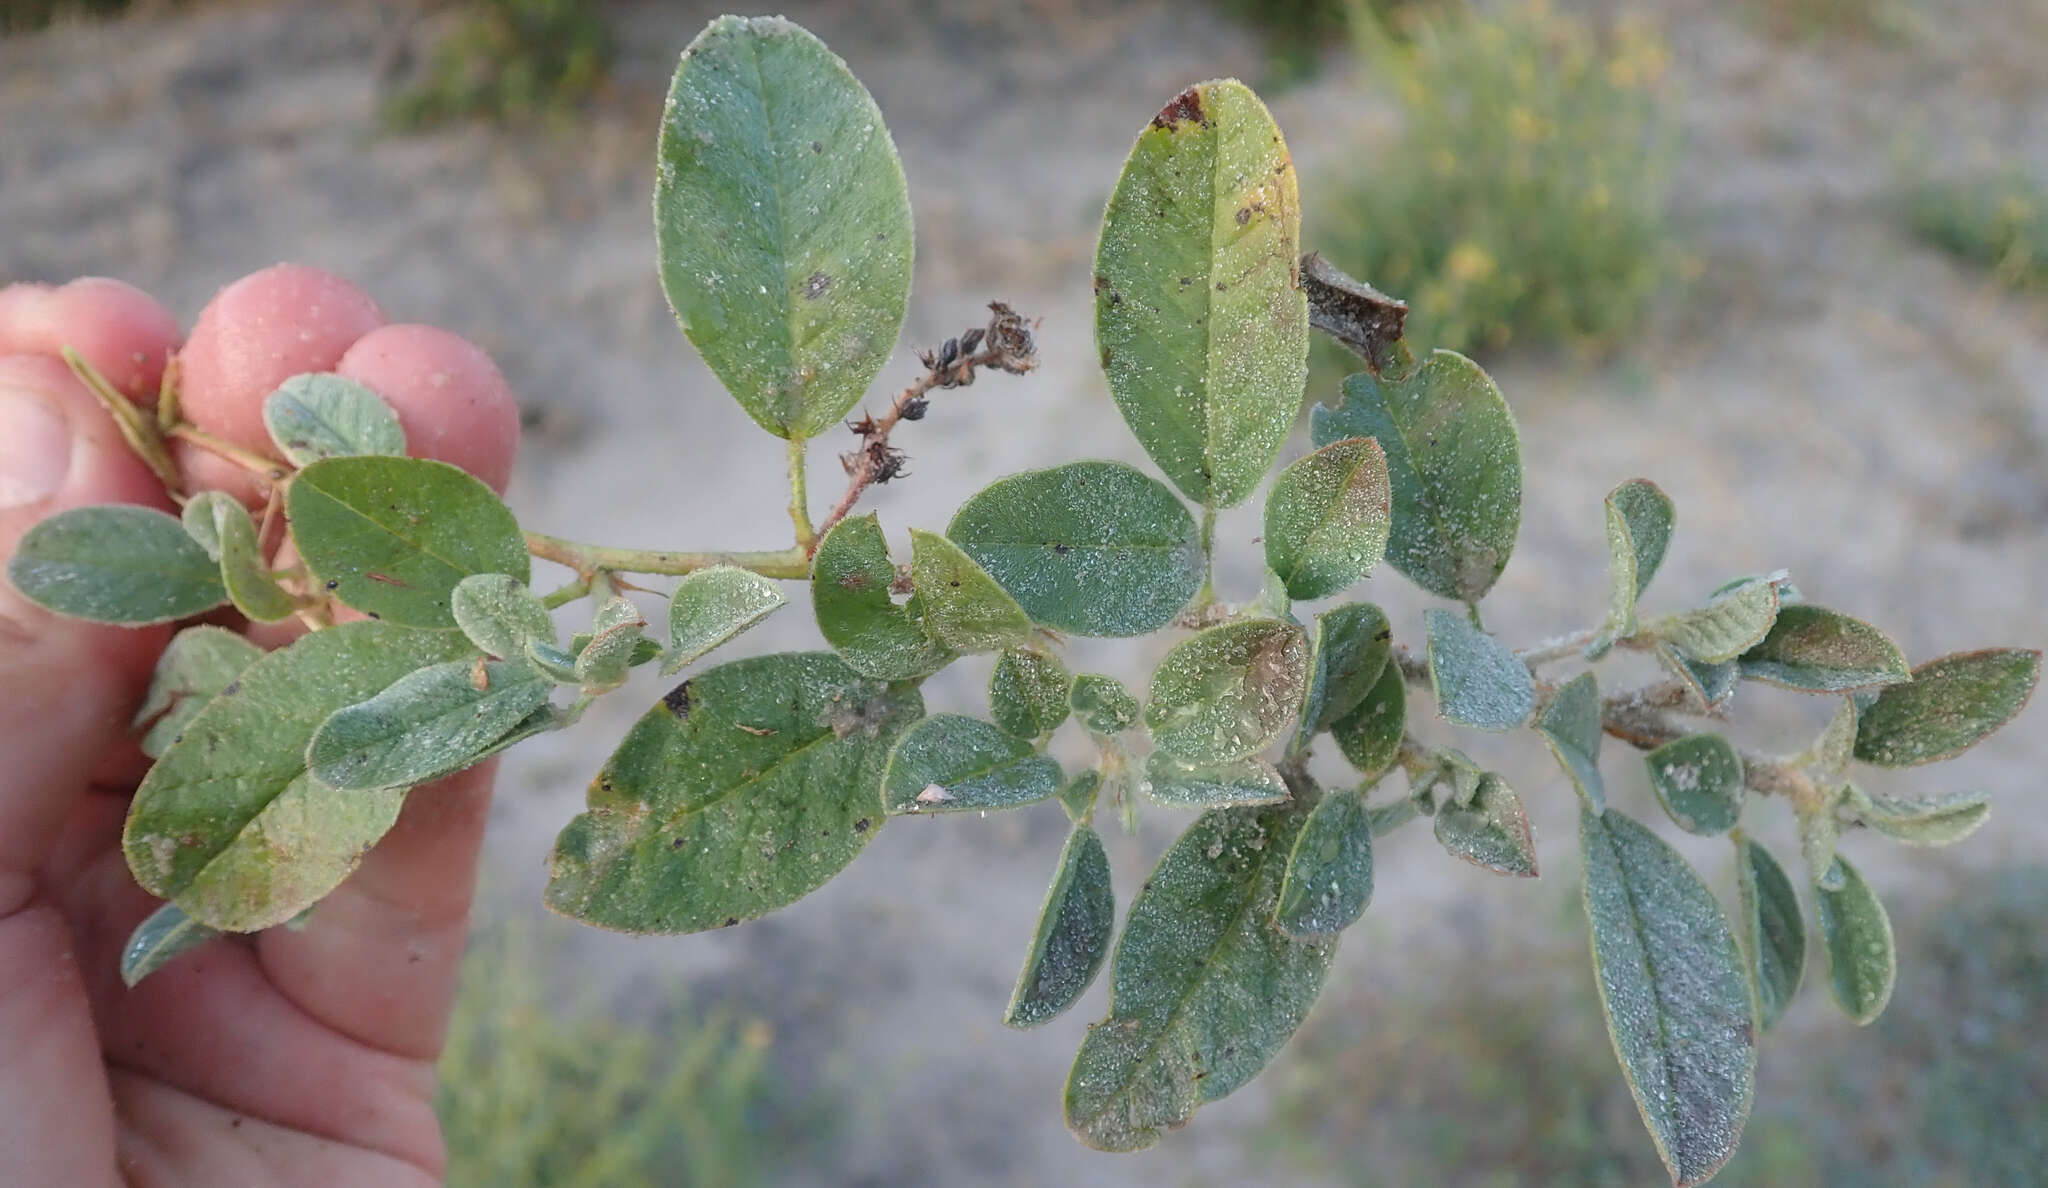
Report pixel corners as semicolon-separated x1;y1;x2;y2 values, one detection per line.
1152;86;1204;129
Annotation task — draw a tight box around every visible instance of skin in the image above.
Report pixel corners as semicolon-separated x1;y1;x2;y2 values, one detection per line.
0;268;522;1186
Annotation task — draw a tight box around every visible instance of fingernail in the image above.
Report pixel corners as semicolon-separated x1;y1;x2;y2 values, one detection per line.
0;385;72;509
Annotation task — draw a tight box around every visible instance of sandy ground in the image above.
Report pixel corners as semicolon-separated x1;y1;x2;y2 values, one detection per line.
4;0;2045;1183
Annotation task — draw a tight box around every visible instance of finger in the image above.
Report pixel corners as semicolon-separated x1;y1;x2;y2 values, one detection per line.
173;265;385;502
0;277;182;400
335;324;521;493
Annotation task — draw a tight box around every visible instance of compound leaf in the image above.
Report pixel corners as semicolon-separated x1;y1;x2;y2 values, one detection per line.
1144;752;1289;808
655;16;912;440
990;648;1072;740
811;513;951;680
1262;437;1391;601
1733;833;1805;1032
1646;733;1745;836
1144;619;1309;765
1814;853;1895;1025
909;528;1031;653
7;504;224;624
309;657;552;791
287;455;528;629
1274;788;1373;937
1738;604;1907;693
133;625;262;759
1065;803;1337;1151
1424;608;1535;731
451;573;556;661
1311;349;1521;604
882;713;1062;815
661;565;785;675
262;372;405;466
546;652;920;933
1296;601;1391;740
1004;824;1115;1029
1580;807;1756;1187
120;902;222;988
124;621;473;931
1094;79;1307;510
1433;773;1537;877
947;462;1203;637
1536;670;1605;813
1650;579;1779;664
1852;648;2040;767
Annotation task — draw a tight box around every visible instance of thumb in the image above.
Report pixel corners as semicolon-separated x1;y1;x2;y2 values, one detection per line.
0;353;176;907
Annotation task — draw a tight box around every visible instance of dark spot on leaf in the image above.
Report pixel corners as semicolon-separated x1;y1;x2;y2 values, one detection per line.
854;817;870;833
724;917;739;927
838;571;871;591
1053;543;1071;557
220;680;240;697
663;682;694;718
811;140;823;153
1179;276;1193;288
672;837;686;850
804;271;832;299
1093;274;1108;294
1236;207;1251;226
1216;281;1229;292
324;579;338;590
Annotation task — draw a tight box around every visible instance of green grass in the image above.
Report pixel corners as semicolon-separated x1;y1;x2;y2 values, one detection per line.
1901;167;2048;290
0;0;138;35
383;0;610;130
436;915;819;1188
1308;2;1680;361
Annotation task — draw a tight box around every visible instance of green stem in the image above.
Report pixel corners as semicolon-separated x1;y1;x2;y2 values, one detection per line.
1195;503;1218;607
787;436;815;550
540;576;592;609
525;531;811;581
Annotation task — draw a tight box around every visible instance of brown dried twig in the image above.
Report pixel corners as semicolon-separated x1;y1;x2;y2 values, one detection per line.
811;301;1038;549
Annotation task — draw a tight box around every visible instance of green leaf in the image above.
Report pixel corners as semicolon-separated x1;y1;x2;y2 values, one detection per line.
1310;350;1521;604
451;573;555;661
1262;438;1391;601
1004;825;1115;1029
1274;788;1373;937
1329;661;1405;781
989;649;1072;741
1650;579;1780;664
1591;479;1675;656
1433;773;1537;877
1064;803;1338;1151
1579;807;1756;1187
811;513;951;680
1852;648;2041;767
133;625;262;759
1737;604;1908;692
1071;673;1141;735
1733;833;1805;1032
661;566;786;675
575;597;647;694
120;902;222;988
7;504;225;624
1814;854;1895;1025
1846;787;1990;846
1059;769;1103;821
307;657;551;791
1536;671;1605;813
1143;752;1289;808
1296;602;1390;740
1144;619;1310;765
882;714;1063;815
287;456;528;629
184;492;296;622
124;622;473;930
1657;644;1739;707
1424;608;1535;731
654;16;912;440
262;372;405;466
909;528;1031;652
1646;733;1745;836
546;652;920;933
1416;746;1485;810
1797;784;1846;890
947;462;1203;637
1093;80;1308;510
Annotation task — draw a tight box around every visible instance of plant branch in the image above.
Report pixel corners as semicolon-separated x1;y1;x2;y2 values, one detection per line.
525;532;810;582
812;302;1039;550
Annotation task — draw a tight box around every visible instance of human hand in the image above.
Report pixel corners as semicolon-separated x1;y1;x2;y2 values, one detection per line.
0;267;521;1186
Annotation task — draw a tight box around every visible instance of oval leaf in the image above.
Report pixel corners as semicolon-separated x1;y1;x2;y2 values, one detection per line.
7;504;225;624
1065;803;1338;1151
1646;733;1745;836
120;902;223;988
1814;854;1895;1025
1658;643;1740;707
1433;772;1537;877
452;573;556;661
1059;769;1104;821
1591;478;1675;654
660;565;786;675
133;625;263;759
1329;660;1405;780
1262;437;1391;601
307;657;553;791
1580;807;1757;1187
1310;350;1521;604
1274;788;1373;937
1536;671;1606;813
655;16;912;439
909;528;1031;653
1733;833;1805;1032
124;622;473;930
186;491;296;622
1852;648;2040;767
1849;788;1990;846
287;455;528;629
882;713;1063;815
1004;824;1115;1029
1144;752;1289;808
1296;601;1391;741
947;462;1203;637
1094;80;1308;510
989;648;1072;741
575;596;647;694
811;513;951;680
546;652;921;933
1738;604;1908;692
1144;619;1310;765
1071;673;1141;736
1424;608;1535;731
1651;579;1780;664
262;372;405;466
